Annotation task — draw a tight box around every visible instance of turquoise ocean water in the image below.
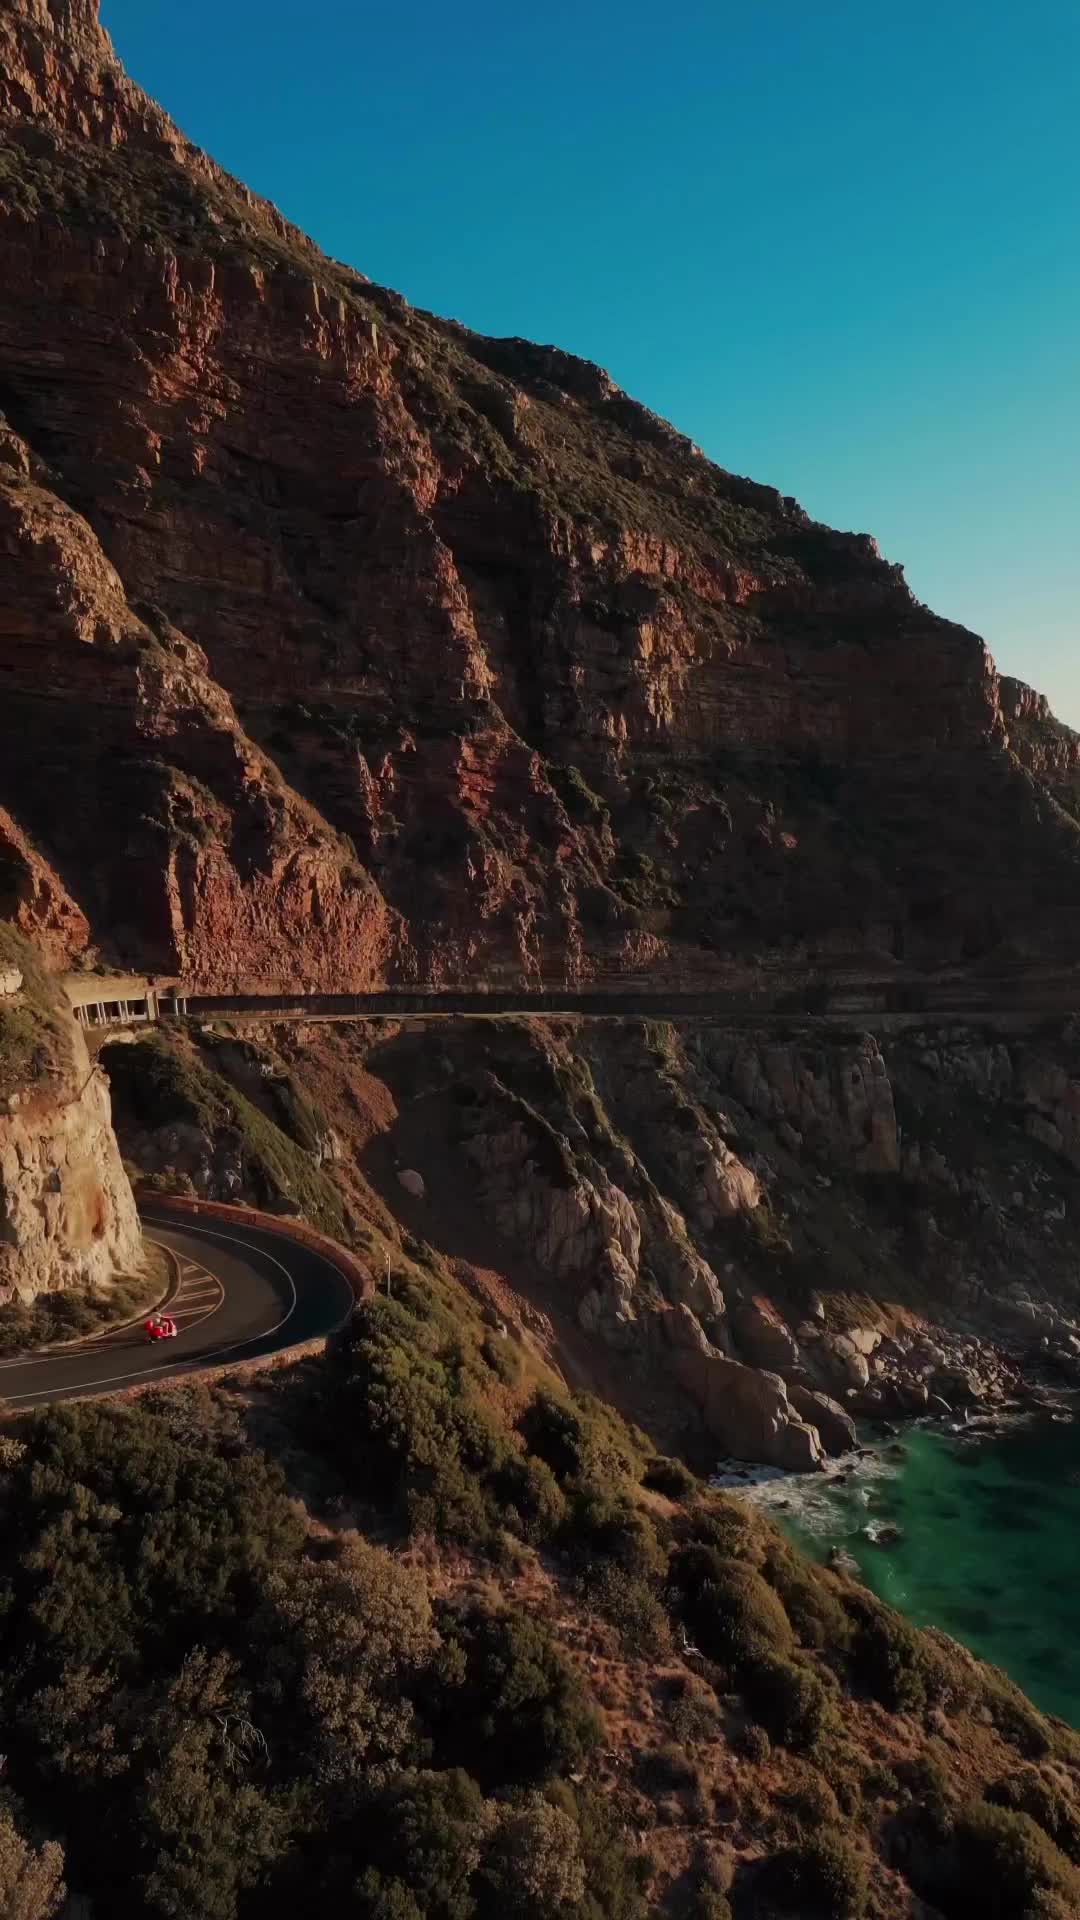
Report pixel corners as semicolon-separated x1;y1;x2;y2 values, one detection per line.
763;1414;1080;1729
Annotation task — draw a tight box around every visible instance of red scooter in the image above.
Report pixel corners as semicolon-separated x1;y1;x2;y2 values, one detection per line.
145;1315;178;1342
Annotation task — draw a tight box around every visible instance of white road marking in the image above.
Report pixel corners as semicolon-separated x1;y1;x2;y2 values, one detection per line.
2;1221;304;1403
145;1215;355;1333
0;1216;355;1404
0;1245;225;1371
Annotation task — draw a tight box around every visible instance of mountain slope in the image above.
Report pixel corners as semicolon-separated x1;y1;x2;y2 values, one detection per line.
2;0;1080;992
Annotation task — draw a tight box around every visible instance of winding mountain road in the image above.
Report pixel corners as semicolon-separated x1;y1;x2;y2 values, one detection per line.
0;1207;357;1410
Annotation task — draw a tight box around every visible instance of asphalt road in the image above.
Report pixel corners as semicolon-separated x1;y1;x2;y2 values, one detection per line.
0;1207;357;1410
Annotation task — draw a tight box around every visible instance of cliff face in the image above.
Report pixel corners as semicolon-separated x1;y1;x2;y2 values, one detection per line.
2;0;1079;991
109;1009;1080;1470
0;928;140;1301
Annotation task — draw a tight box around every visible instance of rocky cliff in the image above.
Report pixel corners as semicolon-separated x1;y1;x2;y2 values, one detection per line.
0;926;141;1301
103;1009;1080;1469
2;0;1080;993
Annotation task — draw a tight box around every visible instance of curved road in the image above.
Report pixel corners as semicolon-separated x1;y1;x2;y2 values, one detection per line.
0;1207;356;1410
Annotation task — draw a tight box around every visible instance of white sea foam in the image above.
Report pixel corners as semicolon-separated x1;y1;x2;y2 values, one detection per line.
710;1441;905;1543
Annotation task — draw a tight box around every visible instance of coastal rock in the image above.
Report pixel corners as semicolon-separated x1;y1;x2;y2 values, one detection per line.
786;1384;857;1456
732;1295;801;1373
810;1332;872;1392
661;1307;824;1471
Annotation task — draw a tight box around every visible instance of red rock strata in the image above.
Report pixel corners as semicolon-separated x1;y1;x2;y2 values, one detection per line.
1;0;1079;990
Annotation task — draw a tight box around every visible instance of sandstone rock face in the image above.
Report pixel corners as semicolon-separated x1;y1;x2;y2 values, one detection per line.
465;1123;641;1281
703;1033;899;1173
808;1332;872;1393
732;1295;801;1373
3;0;1080;992
0;440;403;990
0;1032;141;1301
0;806;91;969
660;1306;824;1471
786;1384;857;1455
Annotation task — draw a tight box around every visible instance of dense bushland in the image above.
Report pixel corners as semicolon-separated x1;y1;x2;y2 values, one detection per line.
0;1269;1077;1917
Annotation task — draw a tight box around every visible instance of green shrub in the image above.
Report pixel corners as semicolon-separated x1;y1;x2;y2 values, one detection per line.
493;1454;567;1545
424;1606;600;1789
860;1762;900;1801
981;1669;1054;1760
928;1801;1080;1919
479;1797;586;1919
546;1784;652;1920
762;1542;851;1652
480;1332;520;1384
843;1589;951;1713
745;1654;830;1752
778;1768;841;1829
986;1768;1080;1866
688;1888;731;1920
358;1770;488;1920
5;1401;304;1671
519;1389;640;1489
637;1743;696;1792
325;1299;560;1552
764;1827;869;1918
642;1455;697;1499
667;1677;721;1747
738;1723;771;1764
0;1792;65;1920
579;1564;672;1659
667;1547;793;1668
568;1484;665;1581
893;1747;955;1840
682;1498;763;1565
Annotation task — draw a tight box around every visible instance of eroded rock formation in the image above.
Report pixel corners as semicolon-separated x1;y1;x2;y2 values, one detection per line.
2;0;1080;994
0;999;140;1302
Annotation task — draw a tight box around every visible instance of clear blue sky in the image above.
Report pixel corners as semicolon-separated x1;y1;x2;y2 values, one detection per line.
102;0;1080;721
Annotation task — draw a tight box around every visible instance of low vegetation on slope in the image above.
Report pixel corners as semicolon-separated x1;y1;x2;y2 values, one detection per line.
33;1018;1070;1918
1;1297;1079;1920
103;1030;345;1235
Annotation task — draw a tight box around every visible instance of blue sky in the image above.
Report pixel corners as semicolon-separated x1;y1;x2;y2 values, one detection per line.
102;0;1080;721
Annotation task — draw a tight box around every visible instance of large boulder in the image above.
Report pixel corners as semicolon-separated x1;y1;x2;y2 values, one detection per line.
698;1147;761;1221
732;1295;801;1373
808;1331;871;1392
787;1384;856;1456
661;1307;825;1472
